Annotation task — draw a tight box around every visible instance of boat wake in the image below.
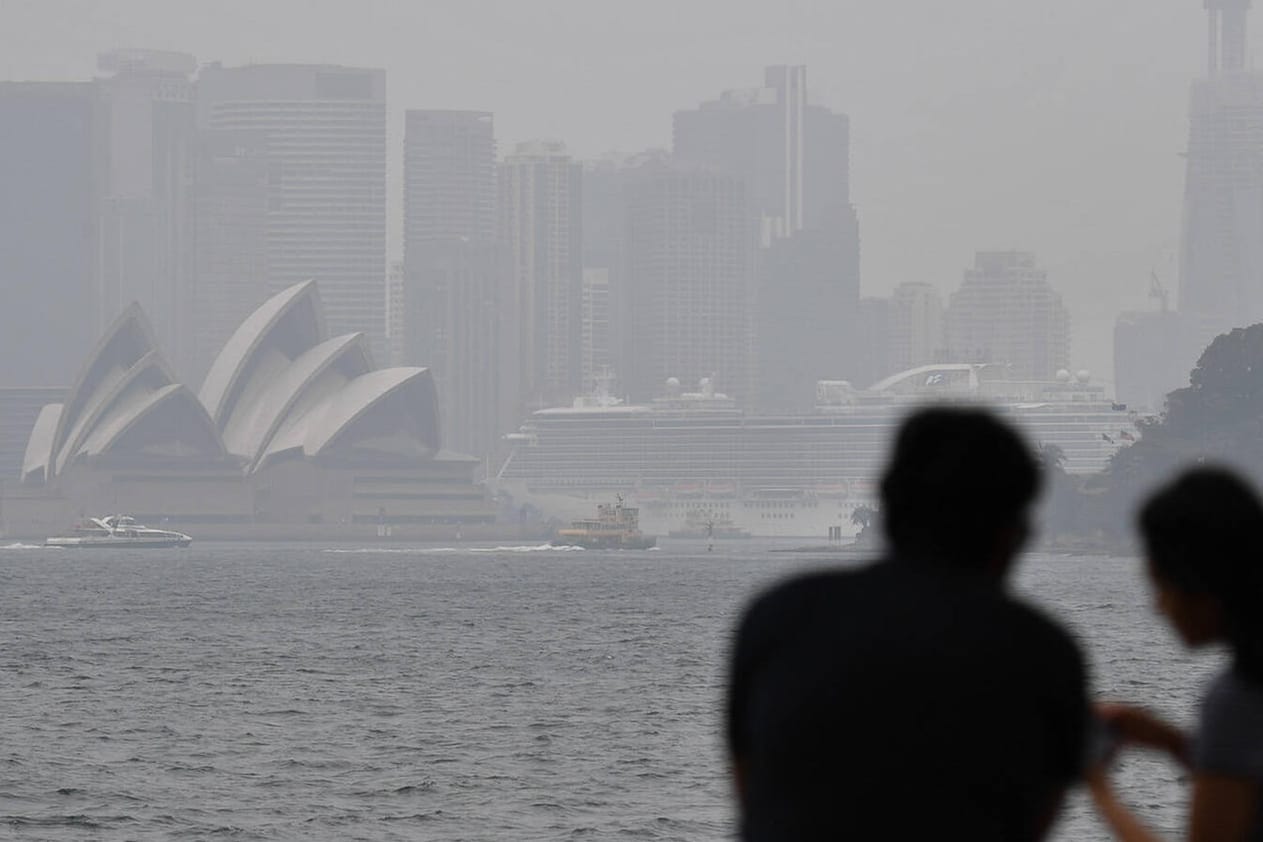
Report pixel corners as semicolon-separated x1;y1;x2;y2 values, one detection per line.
0;542;59;550
324;544;585;555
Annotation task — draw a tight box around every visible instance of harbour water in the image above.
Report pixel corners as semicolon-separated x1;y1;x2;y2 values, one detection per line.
0;541;1219;840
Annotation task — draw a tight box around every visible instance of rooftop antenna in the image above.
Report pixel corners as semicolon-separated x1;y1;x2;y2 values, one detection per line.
1149;271;1171;312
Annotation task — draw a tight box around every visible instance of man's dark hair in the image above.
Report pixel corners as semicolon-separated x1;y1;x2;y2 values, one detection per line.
880;406;1041;566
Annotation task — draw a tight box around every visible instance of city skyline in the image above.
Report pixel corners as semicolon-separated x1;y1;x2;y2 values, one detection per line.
0;0;1228;386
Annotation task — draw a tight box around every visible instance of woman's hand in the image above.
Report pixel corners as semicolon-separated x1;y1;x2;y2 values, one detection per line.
1096;702;1191;768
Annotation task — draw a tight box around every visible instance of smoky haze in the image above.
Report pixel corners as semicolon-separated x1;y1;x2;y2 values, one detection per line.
0;0;1214;382
5;6;1263;840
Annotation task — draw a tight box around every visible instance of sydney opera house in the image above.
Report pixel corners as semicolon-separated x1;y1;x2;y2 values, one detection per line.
2;281;496;538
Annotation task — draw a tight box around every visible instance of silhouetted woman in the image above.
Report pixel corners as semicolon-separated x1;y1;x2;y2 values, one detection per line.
1090;467;1263;841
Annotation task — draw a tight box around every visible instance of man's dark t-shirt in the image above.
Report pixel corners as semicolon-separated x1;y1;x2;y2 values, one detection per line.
727;559;1088;841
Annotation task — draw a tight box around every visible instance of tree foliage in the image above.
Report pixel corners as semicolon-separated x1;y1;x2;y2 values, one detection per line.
1087;323;1263;539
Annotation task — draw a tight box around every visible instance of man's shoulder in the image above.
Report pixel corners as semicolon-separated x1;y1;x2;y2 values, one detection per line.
742;563;882;616
745;560;1081;655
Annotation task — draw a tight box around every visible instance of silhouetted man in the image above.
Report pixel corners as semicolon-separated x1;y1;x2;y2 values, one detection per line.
727;408;1088;840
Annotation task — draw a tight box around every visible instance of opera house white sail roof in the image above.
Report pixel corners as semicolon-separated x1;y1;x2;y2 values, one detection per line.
22;306;223;483
21;281;442;483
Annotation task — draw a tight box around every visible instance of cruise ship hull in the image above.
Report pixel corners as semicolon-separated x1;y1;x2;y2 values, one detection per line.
496;366;1137;540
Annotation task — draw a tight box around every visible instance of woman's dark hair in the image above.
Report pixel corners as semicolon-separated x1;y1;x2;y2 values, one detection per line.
880;407;1040;567
1140;466;1263;675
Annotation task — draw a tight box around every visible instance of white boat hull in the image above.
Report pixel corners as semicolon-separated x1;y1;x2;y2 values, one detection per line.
45;516;192;548
45;536;192;548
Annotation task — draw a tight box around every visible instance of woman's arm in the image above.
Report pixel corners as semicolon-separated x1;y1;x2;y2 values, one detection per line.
1088;768;1164;842
1098;703;1192;768
1088;770;1259;842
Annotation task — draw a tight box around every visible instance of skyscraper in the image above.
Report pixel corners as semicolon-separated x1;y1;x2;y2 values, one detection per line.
1114;309;1190;411
852;296;893;388
386;260;405;367
0;81;103;390
403;110;513;460
674;65;853;243
191;128;270;386
96;49;198;378
404;110;496;242
676;66;861;403
1180;0;1263;332
500;141;583;409
580;268;612;391
754;223;860;408
197;63;387;360
622;159;753;402
581;158;630;394
945;251;1071;381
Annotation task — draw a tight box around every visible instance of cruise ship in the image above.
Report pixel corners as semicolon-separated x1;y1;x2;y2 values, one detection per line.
494;364;1139;539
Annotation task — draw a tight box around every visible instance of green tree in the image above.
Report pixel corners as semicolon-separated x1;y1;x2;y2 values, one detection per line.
1088;323;1263;540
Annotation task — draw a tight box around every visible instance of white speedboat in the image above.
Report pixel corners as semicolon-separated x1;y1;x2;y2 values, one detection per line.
45;515;192;548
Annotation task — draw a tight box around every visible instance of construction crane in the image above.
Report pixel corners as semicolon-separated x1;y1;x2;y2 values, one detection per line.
1150;271;1170;312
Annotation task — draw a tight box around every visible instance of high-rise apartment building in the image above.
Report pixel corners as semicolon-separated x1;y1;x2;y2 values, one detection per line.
403;110;513;460
191;128;270;386
197;63;387;360
96;50;198;378
889;282;945;373
0;82;103;390
500;141;583;409
1179;1;1263;344
622;159;753;402
945;251;1071;380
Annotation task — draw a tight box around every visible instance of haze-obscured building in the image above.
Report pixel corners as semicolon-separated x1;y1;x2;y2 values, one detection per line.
674;65;853;243
196;63;388;361
945;251;1071;381
500;140;583;409
191;128;270;386
581;158;629;395
386;260;405;366
676;66;861;402
755;223;859;409
622;159;753;403
1114;309;1192;411
1180;1;1263;339
400;240;513;464
888;282;945;373
852;296;892;388
403;110;513;461
580;268;612;391
96;49;198;378
0;82;103;391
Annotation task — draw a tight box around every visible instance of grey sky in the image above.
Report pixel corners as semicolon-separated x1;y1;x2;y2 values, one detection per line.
1;0;1223;384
